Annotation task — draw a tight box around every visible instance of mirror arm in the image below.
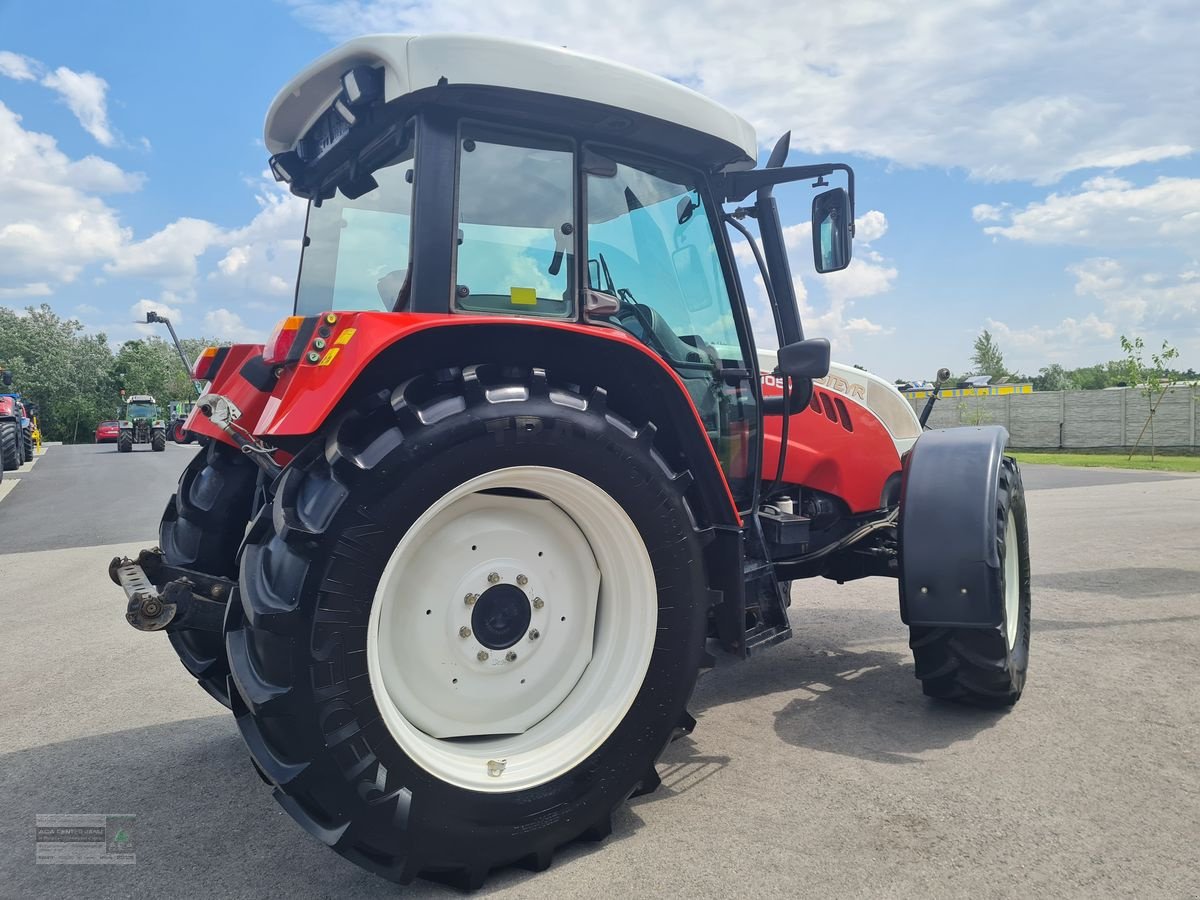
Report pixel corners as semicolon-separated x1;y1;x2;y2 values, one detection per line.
720;163;856;232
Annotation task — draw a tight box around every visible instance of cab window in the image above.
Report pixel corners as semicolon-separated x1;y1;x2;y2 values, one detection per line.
453;126;575;318
585;151;757;506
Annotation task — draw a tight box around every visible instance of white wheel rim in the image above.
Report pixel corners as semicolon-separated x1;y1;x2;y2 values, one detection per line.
367;465;657;793
1003;508;1020;650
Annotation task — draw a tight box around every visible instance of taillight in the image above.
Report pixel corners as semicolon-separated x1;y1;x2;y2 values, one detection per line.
191;345;230;382
262;315;314;365
191;346;218;380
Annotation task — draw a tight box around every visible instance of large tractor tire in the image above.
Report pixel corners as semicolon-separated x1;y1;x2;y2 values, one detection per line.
2;421;21;470
151;431;167;452
117;432;133;453
226;365;708;887
22;429;34;460
159;441;259;705
909;457;1031;706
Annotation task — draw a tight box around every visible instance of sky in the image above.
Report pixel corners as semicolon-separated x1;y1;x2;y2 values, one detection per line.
0;0;1196;380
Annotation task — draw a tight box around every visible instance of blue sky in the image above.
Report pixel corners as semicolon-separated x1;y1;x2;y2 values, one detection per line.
1;0;1196;380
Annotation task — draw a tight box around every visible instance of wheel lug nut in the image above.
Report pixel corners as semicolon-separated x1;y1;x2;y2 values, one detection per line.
532;597;544;610
528;629;540;641
477;650;489;661
464;593;477;606
459;626;472;639
487;572;500;584
516;574;528;586
506;651;518;662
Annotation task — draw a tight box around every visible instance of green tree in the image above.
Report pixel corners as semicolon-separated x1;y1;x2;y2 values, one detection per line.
1121;335;1180;461
971;329;1009;381
1033;364;1073;392
0;304;118;443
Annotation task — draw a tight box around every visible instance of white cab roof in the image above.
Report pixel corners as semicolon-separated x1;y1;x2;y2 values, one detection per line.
265;34;758;163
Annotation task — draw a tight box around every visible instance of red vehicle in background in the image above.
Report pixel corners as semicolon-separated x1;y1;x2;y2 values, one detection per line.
95;421;120;444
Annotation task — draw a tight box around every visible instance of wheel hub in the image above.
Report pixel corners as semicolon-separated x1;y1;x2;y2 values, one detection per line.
471;583;531;650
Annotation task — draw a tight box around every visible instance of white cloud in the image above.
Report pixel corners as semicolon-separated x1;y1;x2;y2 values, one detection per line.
208;176;306;299
979;177;1200;246
105;218;223;287
985;257;1200;370
204;307;263;343
0;282;52;299
41;66;118;147
824;254;898;303
288;0;1198;184
0;50;41;81
0;101;132;289
1069;257;1200;324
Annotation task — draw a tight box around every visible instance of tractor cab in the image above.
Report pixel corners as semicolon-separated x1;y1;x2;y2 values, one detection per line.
266;34;854;508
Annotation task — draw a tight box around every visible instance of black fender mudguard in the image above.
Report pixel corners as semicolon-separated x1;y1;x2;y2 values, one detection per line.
898;425;1009;628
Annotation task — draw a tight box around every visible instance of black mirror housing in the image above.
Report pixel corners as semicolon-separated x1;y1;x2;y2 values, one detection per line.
812;188;853;273
777;337;831;380
1;372;12;386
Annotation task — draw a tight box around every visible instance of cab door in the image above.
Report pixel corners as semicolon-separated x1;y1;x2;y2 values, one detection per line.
583;150;760;508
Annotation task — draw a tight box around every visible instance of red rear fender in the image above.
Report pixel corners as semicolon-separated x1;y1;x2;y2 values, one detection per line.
252;312;741;526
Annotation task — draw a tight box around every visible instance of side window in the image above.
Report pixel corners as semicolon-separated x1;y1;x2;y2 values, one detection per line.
453;127;575;318
585;152;757;507
585;157;745;366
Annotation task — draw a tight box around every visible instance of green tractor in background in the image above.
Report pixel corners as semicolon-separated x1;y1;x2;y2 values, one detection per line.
118;394;167;453
167;400;197;444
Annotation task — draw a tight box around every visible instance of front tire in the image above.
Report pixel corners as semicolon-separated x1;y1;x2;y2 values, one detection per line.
151;431;166;452
118;433;133;453
226;365;707;887
158;441;258;705
909;456;1031;706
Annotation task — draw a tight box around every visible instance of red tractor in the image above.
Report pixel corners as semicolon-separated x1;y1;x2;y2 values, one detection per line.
111;35;1031;889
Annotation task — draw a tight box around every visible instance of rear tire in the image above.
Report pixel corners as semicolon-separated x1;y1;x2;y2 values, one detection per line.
3;422;22;470
158;441;259;706
908;457;1031;706
22;429;34;459
173;422;187;443
226;365;707;887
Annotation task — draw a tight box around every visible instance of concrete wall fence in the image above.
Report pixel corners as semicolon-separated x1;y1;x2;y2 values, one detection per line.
909;386;1200;450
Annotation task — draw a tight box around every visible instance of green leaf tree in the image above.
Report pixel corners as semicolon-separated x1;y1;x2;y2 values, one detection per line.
1120;335;1181;461
971;329;1009;382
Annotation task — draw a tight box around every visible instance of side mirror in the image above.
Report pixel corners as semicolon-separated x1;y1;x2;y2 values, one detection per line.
811;188;852;273
778;337;831;380
1;372;11;386
763;338;831;416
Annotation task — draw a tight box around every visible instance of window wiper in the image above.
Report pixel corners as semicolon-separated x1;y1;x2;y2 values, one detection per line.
597;252;618;295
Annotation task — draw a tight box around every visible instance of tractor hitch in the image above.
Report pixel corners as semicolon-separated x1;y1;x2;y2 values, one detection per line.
109;549;233;633
196;392;283;479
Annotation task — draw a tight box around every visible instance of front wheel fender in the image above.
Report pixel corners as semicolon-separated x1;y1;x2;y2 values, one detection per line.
898;426;1010;628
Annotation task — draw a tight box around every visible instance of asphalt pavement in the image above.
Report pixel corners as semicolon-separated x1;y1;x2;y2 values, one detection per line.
1;446;1198;899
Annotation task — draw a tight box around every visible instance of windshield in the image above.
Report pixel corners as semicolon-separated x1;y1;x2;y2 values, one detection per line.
126;404;156;419
294;120;416;315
